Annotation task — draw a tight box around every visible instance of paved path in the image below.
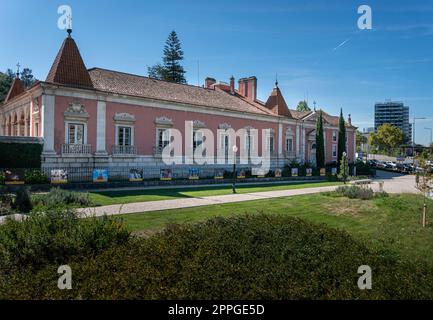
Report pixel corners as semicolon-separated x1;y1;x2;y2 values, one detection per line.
77;172;417;217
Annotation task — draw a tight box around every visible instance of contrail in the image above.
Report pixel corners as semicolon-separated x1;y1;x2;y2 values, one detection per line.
333;38;351;51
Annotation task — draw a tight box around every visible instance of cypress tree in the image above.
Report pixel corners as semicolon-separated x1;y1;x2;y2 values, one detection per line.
315;110;325;168
337;108;347;169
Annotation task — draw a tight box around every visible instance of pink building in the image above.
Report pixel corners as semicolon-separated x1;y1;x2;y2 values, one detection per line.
0;32;356;179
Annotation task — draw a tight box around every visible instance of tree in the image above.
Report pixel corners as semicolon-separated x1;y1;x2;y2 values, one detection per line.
315;110;325;168
0;68;36;102
337;108;347;169
356;130;367;152
338;152;349;184
20;68;36;88
368;124;404;154
148;30;186;84
296;100;311;112
415;151;433;227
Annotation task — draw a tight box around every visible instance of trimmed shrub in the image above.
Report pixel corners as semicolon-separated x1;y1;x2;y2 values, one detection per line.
32;188;92;209
12;187;32;213
335;185;374;200
0;209;130;272
0;142;42;168
2;215;433;299
0;186;14;216
24;169;49;185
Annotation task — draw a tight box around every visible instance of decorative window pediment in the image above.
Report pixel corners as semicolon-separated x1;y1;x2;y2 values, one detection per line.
114;112;136;123
286;127;293;136
64;103;89;121
154;116;173;126
193;120;206;129
218;123;232;130
243;125;256;132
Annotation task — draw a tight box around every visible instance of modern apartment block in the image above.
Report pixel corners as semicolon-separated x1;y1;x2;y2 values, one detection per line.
374;101;412;143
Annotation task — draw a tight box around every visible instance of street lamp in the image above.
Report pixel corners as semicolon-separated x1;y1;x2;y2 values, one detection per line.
413;117;426;156
232;145;238;194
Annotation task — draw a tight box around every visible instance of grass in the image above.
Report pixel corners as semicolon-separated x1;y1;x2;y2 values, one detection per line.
88;180;340;206
120;193;433;266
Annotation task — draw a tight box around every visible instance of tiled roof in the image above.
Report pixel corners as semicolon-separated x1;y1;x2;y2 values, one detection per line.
4;77;25;103
88;68;275;116
264;87;293;117
46;36;93;88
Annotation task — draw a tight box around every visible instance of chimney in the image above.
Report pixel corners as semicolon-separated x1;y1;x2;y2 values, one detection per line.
230;76;235;94
238;77;257;102
247;76;257;102
348;114;352;125
205;77;216;88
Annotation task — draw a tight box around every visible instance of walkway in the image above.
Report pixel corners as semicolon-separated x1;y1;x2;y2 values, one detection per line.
77;173;418;217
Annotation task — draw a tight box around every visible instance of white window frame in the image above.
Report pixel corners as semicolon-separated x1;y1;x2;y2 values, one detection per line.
64;121;87;144
332;144;337;158
156;127;170;149
286;136;294;152
115;124;134;146
332;130;337;142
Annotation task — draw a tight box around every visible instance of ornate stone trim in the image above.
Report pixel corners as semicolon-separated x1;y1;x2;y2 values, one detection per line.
64;103;89;120
114;112;136;123
154;116;173;126
193;120;206;129
218;123;232;130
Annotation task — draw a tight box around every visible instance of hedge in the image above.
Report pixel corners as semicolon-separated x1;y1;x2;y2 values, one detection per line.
0;142;42;168
2;214;432;299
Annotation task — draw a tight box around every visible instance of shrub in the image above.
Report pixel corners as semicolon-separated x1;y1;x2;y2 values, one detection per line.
335;185;374;200
24;169;49;185
0;209;130;272
0;171;4;185
32;188;92;209
12;187;32;213
2;215;433;299
0;186;14;216
0;142;42;168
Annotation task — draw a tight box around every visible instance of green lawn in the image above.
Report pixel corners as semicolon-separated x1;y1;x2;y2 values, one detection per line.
89;180;340;206
120;193;433;266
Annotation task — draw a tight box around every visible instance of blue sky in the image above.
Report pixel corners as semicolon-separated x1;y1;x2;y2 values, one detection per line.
1;0;433;145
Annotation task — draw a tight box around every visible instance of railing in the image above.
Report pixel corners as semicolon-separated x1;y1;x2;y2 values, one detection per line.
61;144;92;155
286;151;297;159
112;145;137;155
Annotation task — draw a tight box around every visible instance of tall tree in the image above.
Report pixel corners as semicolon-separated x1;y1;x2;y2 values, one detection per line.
296;100;311;112
0;70;14;102
20;68;36;88
337;108;347;168
356;130;367;152
368;124;404;154
315;110;325;168
148;30;187;84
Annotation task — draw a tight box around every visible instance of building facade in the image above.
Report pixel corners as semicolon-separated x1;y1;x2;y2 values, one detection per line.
0;32;356;180
374;101;412;143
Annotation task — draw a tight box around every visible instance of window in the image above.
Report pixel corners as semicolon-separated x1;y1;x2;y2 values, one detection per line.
220;133;229;151
245;134;254;153
117;126;132;146
193;131;203;150
286;137;293;152
332;131;337;142
332;145;337;157
157;128;170;149
267;135;274;153
68;123;84;144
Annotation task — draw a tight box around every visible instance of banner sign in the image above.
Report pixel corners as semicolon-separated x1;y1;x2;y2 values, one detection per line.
93;169;108;183
237;169;246;179
51;169;68;184
275;168;282;178
189;168;200;180
160;168;172;181
320;168;326;176
306;168;312;177
331;167;337;175
291;168;298;177
129;169;144;182
214;169;224;179
4;169;25;185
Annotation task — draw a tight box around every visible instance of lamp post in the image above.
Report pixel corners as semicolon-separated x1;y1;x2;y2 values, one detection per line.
413;117;426;156
232;145;238;194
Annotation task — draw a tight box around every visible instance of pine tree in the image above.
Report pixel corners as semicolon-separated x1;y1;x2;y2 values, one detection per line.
148;31;187;84
337;108;347;169
20;68;36;88
315;111;325;168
